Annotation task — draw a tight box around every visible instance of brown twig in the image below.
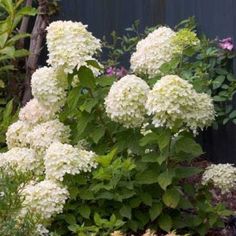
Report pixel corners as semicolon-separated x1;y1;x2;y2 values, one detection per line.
22;0;49;105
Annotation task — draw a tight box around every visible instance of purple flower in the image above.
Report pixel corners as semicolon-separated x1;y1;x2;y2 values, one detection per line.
219;37;234;51
105;66;128;78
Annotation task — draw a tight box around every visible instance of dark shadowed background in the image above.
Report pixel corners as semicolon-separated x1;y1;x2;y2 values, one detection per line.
47;0;236;164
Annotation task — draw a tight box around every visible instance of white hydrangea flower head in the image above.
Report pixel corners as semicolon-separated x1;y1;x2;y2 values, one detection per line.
0;148;41;174
46;20;101;73
146;75;215;133
27;119;70;155
21;180;69;220
202;164;236;193
142;229;157;236
187;93;215;132
44;142;97;182
19;98;57;125
105;75;150;128
31;67;67;109
35;224;50;236
130;26;176;78
6;120;31;149
110;231;125;236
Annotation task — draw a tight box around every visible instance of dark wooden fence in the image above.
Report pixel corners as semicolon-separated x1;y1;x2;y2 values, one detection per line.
54;0;236;164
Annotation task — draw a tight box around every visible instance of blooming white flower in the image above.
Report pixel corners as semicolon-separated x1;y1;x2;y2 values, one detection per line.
21;180;69;220
105;75;150;128
35;224;50;236
27;119;70;155
19;98;57;125
31;67;67;109
46;20;101;73
6;120;31;149
145;75;215;133
130;26;176;78
44;142;97;182
0;148;41;174
142;229;157;236
202;164;236;193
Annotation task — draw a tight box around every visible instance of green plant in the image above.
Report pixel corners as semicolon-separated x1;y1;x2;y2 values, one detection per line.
49;65;230;236
0;167;39;236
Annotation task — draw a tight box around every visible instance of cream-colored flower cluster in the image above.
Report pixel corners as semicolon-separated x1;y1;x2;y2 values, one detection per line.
27;119;70;155
46;20;101;74
105;74;214;133
31;67;67;110
202;164;236;193
2;20;100;225
146;75;215;133
19;98;57;125
21;180;69;220
0;147;40;174
105;75;150;128
44;142;97;182
130;26;176;78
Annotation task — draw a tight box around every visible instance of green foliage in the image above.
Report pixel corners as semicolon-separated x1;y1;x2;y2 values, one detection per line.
0;167;38;236
49;64;230;235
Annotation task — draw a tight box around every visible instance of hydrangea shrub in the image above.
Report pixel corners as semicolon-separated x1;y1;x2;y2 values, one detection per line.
0;19;235;236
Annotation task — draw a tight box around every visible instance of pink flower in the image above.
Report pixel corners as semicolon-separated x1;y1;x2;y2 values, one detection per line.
105;66;128;78
219;37;234;51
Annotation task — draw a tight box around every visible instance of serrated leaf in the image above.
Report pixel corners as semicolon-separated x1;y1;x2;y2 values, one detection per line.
78;66;95;89
149;202;162;221
158;214;172;232
119;205;131;219
162;188;180;208
90;127;105;143
78;205;91;219
135;169;160;184
157;170;175;190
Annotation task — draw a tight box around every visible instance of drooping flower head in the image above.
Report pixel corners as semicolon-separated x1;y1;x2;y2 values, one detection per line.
31;67;67;110
46;20;101;73
146;75;215;133
6;120;31;149
27;119;70;155
105;75;150;128
21;180;69;220
202;164;236;193
130;26;176;78
44;142;97;182
19;98;57;125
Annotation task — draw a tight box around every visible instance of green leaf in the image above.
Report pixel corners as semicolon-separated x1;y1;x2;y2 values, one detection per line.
162;188;180;208
158;214;172;232
175;167;202;178
212;75;225;90
175;136;203;158
80;98;97;113
135;169;160;184
157;170;175;190
16;6;37;16
13;49;29;58
0;33;8;48
157;129;171;151
140;192;152;206
78;189;94;200
86;60;102;70
78;66;95;89
78;205;91;219
7;33;30;45
96;149;117;167
119;205;131;219
229;110;236;119
76;113;90;136
64;214;77;225
0;46;15;57
90;127;105;143
0;0;13;15
139;132;159;146
149;202;162;221
97;76;115;87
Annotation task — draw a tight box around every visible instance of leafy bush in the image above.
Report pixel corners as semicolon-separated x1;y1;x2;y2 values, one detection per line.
0;18;235;236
